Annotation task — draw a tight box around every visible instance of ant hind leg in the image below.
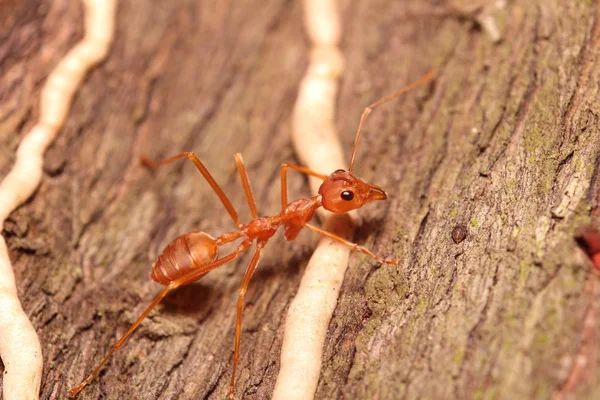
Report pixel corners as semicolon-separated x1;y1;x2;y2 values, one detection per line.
69;242;252;398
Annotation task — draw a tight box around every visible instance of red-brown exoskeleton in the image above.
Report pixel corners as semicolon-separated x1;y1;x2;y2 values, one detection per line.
69;70;434;398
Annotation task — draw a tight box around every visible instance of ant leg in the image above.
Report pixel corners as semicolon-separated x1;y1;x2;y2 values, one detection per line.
348;69;435;172
280;163;328;210
234;153;258;220
229;242;263;400
141;152;242;228
68;286;172;398
69;241;252;398
304;223;399;265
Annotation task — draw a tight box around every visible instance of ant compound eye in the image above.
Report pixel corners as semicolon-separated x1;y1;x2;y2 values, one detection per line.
334;169;345;173
341;190;354;201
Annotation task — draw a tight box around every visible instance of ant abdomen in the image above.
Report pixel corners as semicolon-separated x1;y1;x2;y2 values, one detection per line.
151;232;218;285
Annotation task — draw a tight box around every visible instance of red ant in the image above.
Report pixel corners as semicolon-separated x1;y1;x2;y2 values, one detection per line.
68;70;434;398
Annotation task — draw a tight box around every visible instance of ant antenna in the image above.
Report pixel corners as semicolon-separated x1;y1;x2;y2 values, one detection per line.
348;69;436;173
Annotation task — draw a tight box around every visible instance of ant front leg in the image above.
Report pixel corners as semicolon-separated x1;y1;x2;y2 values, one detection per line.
304;223;399;265
280;163;327;210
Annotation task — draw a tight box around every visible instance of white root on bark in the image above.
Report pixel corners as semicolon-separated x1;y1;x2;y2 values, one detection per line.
272;0;356;399
0;1;116;398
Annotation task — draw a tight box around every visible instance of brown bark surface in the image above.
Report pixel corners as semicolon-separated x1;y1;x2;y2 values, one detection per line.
2;0;600;399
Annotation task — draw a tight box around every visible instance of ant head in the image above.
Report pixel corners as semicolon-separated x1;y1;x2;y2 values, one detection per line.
318;169;387;213
317;70;434;214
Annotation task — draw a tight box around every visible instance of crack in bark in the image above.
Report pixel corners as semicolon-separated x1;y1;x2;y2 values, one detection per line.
205;359;229;399
556;151;574;174
456;261;499;393
587;147;600;215
444;259;459;300
156;336;195;398
559;0;600;148
480;11;543;176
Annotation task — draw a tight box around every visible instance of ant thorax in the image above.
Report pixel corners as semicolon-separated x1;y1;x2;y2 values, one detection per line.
280;196;321;240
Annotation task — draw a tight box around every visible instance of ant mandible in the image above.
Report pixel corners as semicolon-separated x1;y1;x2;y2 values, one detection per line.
69;70;435;398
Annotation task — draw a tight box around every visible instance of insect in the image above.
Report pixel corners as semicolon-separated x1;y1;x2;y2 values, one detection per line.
68;70;434;399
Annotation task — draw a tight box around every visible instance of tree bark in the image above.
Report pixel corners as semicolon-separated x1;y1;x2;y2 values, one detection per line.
1;0;600;399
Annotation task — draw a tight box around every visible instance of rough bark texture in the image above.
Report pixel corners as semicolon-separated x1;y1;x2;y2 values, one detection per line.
1;0;600;399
